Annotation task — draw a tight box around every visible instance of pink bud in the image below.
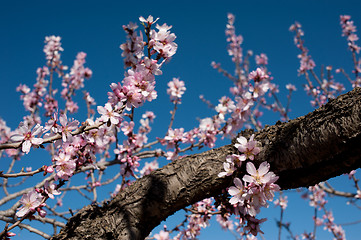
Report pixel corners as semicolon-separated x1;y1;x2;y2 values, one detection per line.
46;166;54;173
37;208;47;218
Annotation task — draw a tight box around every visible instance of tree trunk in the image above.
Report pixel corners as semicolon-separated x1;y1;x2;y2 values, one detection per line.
51;87;361;240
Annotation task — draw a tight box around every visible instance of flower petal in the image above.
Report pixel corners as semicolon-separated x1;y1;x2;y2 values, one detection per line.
258;162;270;176
243;175;254;183
10;134;24;142
228;186;240;196
233;177;243;189
22;140;32;153
246;162;257;175
229;196;239;205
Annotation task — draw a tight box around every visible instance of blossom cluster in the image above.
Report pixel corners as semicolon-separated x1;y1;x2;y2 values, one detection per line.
113;112;157;176
16;181;61;219
10;123;44;154
149;22;178;59
104;15;177;124
273;194;288;210
16;68;49;116
152;199;214;240
339;15;361;88
16;35;93;119
158;14;281;172
61;52;93;114
340;15;360;54
202;66;273;138
219;135;280;236
211;13;285;131
301;185;346;240
289;22;316;75
226;13;243;65
176;198;214;240
290;22;345;107
43;36;64;68
167;78;186;103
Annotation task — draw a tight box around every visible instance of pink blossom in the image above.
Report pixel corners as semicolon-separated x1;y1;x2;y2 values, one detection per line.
249;82;270;99
84;91;96;107
97;103;122;125
140;160;159;176
120;68;158;109
249;68;269;82
0;118;11;142
44;95;58;117
120;155;140;173
58;114;79;142
65;100;79;113
62;52;92;98
16;84;30;94
44;35;63;67
142;111;156;122
182;129;197;144
154;230;169;240
216;213;234;230
226;154;246;167
54;152;76;180
121;121;134;135
142;57;162;76
245;234;258;240
10;123;44;154
340;15;361;54
165;151;178;161
255;53;268;65
322;210;346;239
228;178;248;205
44;181;61;199
286;84;297;91
313;216;324;226
274;195;288;210
263;182;281;202
225;13;243;64
289;22;316;74
139;15;159;25
167;78;186;103
308;185;327;209
199;118;216;131
215;96;235;120
218;161;236;178
244;216;266;236
197;130;217;148
234;134;260;160
4;231;16;238
150;23;178;58
231;95;253;120
243;162;278;185
139;118;151;134
16;190;43;217
164;128;185;148
120;23;144;67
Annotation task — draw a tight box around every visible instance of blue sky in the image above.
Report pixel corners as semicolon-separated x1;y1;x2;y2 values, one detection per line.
1;0;361;239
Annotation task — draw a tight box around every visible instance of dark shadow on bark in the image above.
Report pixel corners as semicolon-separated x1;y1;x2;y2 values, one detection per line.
139;174;168;238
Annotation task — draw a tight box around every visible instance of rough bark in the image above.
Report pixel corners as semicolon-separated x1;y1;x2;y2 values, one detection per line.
51;87;361;240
